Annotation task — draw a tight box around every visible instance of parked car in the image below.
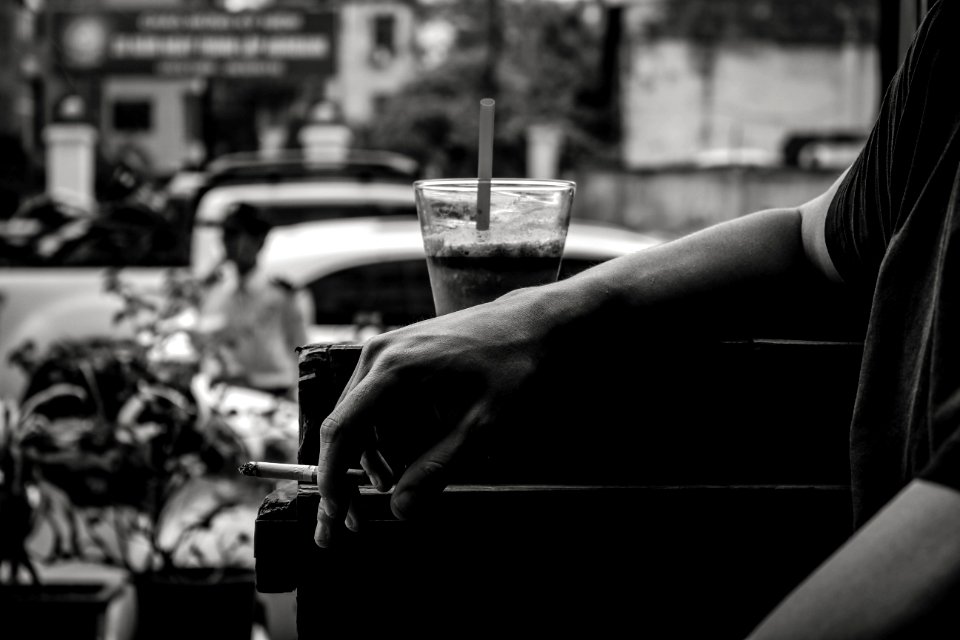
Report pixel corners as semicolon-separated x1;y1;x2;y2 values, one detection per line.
201;148;421;184
0;149;663;400
169;147;423;269
236;215;664;345
0;150;421;400
782;132;867;170
189;169;418;278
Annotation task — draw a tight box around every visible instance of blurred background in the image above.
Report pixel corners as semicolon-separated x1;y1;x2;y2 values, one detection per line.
0;0;890;235
0;1;920;639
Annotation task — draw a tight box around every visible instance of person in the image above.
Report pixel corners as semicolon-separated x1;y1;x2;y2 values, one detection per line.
313;2;960;637
198;202;310;398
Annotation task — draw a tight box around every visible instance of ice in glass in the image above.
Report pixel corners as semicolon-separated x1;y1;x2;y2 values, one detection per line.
414;178;576;315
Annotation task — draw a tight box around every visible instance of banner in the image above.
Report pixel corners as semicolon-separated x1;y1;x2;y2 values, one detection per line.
52;9;337;79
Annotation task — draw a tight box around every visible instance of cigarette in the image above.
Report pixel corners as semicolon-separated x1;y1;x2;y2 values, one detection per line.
238;461;368;484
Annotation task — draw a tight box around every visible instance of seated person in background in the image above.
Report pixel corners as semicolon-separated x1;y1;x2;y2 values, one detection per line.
198;202;310;398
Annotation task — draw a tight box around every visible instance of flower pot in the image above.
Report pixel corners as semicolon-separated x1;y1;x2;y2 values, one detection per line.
0;578;129;640
133;567;256;640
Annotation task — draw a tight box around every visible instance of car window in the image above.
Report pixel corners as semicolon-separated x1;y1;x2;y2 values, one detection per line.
307;258;435;326
306;256;607;328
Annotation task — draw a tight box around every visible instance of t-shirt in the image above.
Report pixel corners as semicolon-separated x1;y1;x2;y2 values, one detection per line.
825;0;960;528
198;263;309;393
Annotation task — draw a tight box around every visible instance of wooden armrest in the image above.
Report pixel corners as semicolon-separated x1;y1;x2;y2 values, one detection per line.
255;338;862;636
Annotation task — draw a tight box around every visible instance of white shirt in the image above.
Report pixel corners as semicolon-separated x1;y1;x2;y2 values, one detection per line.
198;263;309;392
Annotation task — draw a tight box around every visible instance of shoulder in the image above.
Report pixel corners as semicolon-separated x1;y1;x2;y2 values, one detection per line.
199;264;234;304
270;277;298;294
268;277;305;307
799;168;849;284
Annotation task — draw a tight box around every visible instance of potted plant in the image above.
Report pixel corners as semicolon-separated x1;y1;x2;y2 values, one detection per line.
0;365;135;640
4;268;299;639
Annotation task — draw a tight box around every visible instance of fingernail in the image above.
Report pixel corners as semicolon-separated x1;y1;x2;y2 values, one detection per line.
345;512;359;532
314;523;329;548
320;496;336;518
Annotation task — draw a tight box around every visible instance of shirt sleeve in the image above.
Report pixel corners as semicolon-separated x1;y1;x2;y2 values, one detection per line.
825;0;960;287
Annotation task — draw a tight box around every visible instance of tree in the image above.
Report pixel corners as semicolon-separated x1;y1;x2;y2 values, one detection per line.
357;0;615;178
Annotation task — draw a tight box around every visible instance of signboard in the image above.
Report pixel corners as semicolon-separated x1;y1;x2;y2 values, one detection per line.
52;9;337;79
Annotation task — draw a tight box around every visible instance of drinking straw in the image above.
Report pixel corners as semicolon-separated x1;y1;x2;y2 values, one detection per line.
476;98;495;231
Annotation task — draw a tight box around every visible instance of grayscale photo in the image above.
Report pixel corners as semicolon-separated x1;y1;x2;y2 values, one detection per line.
1;1;957;638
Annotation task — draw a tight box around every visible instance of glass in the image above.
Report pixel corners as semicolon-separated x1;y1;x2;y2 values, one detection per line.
414;178;575;315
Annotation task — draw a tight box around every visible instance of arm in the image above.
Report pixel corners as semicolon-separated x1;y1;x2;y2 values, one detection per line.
542;169;846;340
747;479;960;639
314;171;848;547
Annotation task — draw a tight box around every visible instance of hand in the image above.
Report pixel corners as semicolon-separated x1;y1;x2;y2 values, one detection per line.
313;288;553;547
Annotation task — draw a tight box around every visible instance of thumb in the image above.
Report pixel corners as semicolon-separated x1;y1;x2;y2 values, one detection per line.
391;456;450;521
390;410;481;520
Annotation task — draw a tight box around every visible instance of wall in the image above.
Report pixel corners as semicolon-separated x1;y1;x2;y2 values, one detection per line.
331;1;417;126
100;77;195;175
571;166;842;235
621;38;879;168
43;0;417;178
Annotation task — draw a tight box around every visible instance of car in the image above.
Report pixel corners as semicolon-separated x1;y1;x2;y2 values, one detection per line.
246;215;665;345
0;148;663;400
186;164;663;344
694;147;779;168
201;148;422;184
0;150;422;400
168;147;423;269
782;132;867;169
189;170;418;277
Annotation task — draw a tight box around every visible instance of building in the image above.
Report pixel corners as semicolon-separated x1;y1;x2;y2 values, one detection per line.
40;0;417;178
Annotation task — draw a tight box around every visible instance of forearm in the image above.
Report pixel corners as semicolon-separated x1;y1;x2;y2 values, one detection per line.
525;207;816;343
747;480;960;639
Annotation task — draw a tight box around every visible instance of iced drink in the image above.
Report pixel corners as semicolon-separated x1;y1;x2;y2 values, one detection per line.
415;179;575;315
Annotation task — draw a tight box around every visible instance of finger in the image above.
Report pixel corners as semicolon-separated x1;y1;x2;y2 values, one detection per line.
315;373;394;547
361;447;394;492
317;375;391;493
317;470;364;545
315;495;338;548
344;483;362;533
390;405;485;521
